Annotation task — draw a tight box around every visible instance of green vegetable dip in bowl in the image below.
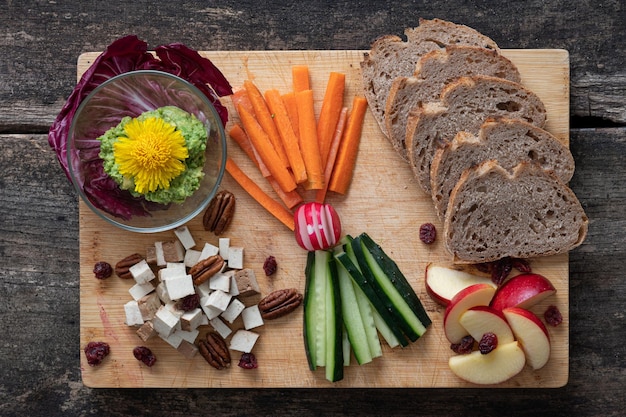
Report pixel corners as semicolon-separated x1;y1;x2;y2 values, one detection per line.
67;70;227;233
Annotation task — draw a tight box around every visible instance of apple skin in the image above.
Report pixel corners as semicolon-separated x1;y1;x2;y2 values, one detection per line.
294;202;341;251
425;264;496;306
490;273;556;311
503;307;551;370
443;283;496;344
448;341;526;385
459;305;515;345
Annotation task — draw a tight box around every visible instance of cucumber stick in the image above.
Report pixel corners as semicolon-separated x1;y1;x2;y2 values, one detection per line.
303;250;343;382
352;233;432;340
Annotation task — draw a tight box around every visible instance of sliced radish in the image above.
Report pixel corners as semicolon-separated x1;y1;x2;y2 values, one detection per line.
294;202;342;251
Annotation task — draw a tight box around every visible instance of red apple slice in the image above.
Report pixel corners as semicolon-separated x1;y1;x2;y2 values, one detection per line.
459;306;514;345
490;273;556;311
448;341;526;385
443;283;496;344
503;307;551;370
425;264;496;306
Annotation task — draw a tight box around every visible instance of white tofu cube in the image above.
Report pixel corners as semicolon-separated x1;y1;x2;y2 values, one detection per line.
158;266;187;281
218;238;230;260
220;298;245;324
209;316;232;339
176;328;200;344
206;289;232;312
199;242;219;261
152;306;181;337
160;331;184;348
138;293;162;321
129;260;155;284
177;340;198;359
180;308;203;331
200;297;223;320
229;329;260;353
156;282;172;304
209;271;232;292
228;246;244;269
136;321;156;342
195;279;212;299
229;275;240;296
184;249;201;268
124;300;144;326
164;301;185;319
174;226;196;250
199;314;209;326
242;304;264;330
154;241;166;267
163;240;185;263
129;282;154;301
164;274;195;300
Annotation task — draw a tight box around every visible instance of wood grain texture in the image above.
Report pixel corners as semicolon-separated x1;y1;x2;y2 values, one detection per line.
78;49;571;388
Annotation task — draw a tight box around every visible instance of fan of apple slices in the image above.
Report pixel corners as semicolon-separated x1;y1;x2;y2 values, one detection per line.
425;264;557;385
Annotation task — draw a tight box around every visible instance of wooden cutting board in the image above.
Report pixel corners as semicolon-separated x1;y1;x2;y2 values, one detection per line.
79;49;570;388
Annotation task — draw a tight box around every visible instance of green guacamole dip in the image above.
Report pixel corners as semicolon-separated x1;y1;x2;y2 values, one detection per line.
98;106;208;204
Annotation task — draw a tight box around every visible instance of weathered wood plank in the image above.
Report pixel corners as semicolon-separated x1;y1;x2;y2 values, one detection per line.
1;127;624;415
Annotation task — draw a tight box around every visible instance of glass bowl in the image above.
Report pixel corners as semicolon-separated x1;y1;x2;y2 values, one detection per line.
67;70;227;233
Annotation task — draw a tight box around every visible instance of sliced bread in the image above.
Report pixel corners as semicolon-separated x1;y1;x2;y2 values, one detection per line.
405;75;548;194
360;18;500;137
384;45;521;160
443;160;588;264
431;117;575;219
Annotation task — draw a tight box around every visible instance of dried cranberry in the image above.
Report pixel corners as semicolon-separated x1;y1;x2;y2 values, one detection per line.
490;257;513;286
176;294;200;311
511;258;532;273
544;305;563;327
419;223;437;244
237;352;258;369
263;255;277;276
84;341;110;366
478;332;498;354
93;261;113;279
133;346;157;367
450;335;475;354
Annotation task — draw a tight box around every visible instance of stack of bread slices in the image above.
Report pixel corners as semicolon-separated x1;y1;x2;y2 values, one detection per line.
361;18;588;264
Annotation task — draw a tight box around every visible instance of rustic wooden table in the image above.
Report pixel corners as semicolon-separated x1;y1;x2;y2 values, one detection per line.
1;1;624;416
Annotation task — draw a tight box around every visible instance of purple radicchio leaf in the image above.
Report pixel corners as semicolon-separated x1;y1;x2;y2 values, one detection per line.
48;35;232;220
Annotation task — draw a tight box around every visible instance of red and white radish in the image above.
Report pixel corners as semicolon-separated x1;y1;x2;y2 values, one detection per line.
294;202;342;251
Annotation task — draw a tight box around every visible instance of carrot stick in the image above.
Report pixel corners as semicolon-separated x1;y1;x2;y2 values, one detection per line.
237;104;297;193
282;92;300;141
230;88;254;115
243;80;290;169
328;96;368;194
315;107;348;203
292;65;310;93
317;72;346;168
295;89;324;190
225;158;295;231
264;89;308;184
229;124;303;208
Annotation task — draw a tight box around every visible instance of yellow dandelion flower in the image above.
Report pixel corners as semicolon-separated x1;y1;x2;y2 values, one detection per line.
114;116;189;194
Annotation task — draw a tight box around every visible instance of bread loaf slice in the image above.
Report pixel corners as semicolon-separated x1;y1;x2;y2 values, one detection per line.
384;45;521;160
360;18;500;137
443;160;588;263
431;117;575;219
406;75;547;194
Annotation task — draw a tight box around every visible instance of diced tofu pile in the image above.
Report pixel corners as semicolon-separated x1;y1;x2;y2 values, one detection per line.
122;225;265;359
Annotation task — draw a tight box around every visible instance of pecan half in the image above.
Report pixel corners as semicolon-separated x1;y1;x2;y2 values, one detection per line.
198;332;231;370
114;253;144;279
203;190;236;235
189;255;225;285
258;288;303;320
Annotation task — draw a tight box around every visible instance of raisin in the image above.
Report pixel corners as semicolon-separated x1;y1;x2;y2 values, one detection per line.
133;346;157;367
419;223;436;244
263;255;277;276
450;335;475;354
238;352;258;369
84;341;110;366
93;261;113;279
176;294;200;311
544;305;563;327
478;332;498;354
